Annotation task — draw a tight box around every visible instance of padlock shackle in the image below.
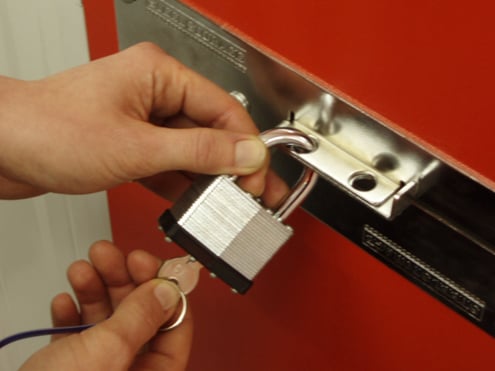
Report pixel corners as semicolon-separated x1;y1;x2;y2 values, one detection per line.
259;128;317;154
275;167;318;221
259;127;318;221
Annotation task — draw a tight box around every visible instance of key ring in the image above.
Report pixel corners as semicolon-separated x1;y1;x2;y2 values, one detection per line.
159;278;188;331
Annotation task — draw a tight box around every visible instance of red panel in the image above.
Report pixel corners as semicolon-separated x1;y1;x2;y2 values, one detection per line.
183;0;495;190
108;184;495;370
84;1;495;370
82;0;119;59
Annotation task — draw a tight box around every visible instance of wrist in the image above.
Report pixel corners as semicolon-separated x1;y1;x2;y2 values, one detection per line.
0;76;33;184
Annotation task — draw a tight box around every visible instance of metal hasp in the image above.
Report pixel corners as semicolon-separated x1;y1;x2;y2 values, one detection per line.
281;98;440;219
115;0;495;336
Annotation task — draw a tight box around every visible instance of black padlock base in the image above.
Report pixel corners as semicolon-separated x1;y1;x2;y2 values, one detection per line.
159;210;253;294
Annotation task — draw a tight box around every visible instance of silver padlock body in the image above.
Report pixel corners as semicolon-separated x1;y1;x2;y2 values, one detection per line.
165;175;293;283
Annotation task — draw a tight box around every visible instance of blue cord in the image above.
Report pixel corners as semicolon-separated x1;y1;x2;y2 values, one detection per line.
0;324;94;349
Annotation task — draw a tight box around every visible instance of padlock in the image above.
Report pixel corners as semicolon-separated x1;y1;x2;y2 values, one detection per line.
158;127;318;293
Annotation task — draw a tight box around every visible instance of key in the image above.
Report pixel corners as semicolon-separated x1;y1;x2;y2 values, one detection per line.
157;255;203;294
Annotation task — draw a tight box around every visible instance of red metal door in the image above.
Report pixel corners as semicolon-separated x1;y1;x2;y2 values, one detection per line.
84;1;495;369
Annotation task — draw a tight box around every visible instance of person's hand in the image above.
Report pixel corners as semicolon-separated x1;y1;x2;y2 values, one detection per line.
0;42;286;202
20;241;191;371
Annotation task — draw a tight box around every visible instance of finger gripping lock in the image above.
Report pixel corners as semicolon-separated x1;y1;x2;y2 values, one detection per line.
158;128;318;293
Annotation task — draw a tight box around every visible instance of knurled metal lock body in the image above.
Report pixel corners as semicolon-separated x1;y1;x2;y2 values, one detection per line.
159;128;318;293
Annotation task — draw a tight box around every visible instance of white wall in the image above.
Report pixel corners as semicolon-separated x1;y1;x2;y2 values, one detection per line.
0;1;113;369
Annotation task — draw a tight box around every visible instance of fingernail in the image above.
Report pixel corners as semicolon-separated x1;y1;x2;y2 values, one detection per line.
154;280;180;311
235;138;267;170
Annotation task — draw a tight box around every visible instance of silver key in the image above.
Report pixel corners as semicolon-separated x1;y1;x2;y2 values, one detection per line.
157;255;202;294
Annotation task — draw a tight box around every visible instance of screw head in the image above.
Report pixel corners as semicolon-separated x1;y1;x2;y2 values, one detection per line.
164;236;173;243
229;91;250;111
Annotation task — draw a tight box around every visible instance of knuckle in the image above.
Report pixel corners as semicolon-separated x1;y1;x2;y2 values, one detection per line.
130;41;165;57
193;130;225;172
103;327;127;349
95;326;134;365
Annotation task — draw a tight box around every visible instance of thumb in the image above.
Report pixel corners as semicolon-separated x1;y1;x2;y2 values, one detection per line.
83;279;181;369
138;126;267;176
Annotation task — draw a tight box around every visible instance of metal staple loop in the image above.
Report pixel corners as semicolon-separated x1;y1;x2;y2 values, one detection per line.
259;128;319;221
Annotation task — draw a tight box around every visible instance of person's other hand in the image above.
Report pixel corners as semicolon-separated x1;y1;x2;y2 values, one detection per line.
0;42;286;203
20;241;191;371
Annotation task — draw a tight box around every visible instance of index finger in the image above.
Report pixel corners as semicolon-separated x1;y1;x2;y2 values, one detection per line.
135;43;258;134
